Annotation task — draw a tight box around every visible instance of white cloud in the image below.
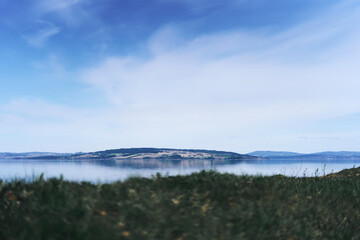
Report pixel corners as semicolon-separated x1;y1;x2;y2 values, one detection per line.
82;2;360;121
78;1;360;152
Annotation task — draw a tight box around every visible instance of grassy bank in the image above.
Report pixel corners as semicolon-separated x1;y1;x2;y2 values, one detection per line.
1;168;360;240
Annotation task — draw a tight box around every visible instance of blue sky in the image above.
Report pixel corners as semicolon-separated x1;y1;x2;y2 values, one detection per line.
1;0;360;153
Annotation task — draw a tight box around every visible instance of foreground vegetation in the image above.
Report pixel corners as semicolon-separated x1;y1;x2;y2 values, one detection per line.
1;168;360;240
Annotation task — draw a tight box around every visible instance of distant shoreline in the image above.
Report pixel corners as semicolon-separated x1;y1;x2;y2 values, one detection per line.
2;148;360;161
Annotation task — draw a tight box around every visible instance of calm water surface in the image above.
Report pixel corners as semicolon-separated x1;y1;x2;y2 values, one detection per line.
0;158;359;182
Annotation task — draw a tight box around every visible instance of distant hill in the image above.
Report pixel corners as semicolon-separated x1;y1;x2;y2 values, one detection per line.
247;151;302;157
248;151;360;160
311;151;360;157
0;152;70;159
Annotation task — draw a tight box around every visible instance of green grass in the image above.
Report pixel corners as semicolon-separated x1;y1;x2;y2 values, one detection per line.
1;168;360;240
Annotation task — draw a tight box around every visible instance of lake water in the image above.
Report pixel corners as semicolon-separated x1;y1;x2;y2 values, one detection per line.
1;158;360;182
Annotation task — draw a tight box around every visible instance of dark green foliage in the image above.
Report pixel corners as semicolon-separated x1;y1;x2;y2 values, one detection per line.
95;148;163;155
1;168;360;240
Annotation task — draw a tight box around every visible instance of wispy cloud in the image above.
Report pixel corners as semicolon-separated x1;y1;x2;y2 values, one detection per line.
82;1;360;120
159;0;226;14
22;21;60;47
36;0;85;14
31;55;65;73
32;0;92;28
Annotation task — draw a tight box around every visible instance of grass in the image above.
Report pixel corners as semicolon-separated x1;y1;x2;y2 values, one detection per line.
0;168;360;240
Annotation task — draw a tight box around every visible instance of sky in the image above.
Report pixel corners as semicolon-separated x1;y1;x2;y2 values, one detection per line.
1;0;360;153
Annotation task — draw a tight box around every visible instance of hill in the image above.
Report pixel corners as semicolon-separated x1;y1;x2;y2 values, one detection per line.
0;152;70;159
247;151;302;157
69;148;258;160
